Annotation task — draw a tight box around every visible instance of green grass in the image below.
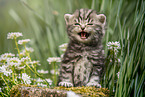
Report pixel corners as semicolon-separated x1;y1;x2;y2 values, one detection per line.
0;0;144;96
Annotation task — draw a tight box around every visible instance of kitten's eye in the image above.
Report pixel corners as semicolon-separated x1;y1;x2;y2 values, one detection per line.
87;23;93;25
75;23;80;25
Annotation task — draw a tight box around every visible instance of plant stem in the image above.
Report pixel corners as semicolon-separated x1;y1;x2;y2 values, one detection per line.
25;63;49;86
23;45;49;86
0;92;8;97
24;45;35;68
53;62;57;86
24;45;32;61
12;67;17;85
110;48;116;94
14;38;21;58
1;75;10;91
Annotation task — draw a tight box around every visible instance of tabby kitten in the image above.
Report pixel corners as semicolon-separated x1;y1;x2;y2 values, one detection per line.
58;9;106;87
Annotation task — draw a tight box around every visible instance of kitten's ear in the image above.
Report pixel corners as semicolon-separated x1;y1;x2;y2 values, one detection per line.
96;14;106;25
64;14;74;25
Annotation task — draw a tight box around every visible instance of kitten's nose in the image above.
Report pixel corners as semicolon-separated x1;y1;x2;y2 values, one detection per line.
81;24;85;30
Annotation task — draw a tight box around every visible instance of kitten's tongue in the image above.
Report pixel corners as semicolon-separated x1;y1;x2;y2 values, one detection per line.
81;32;86;39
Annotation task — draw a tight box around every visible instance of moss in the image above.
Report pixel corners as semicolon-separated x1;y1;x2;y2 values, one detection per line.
9;84;37;97
9;84;21;97
54;86;109;97
9;84;109;97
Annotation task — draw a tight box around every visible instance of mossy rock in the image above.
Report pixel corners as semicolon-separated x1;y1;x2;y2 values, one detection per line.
10;84;109;97
54;86;109;97
10;84;69;97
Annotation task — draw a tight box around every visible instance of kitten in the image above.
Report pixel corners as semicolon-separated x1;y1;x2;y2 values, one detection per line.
58;9;106;87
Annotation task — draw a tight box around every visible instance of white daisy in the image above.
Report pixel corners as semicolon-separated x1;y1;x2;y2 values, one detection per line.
117;72;120;78
22;73;31;84
37;83;47;87
25;47;34;53
0;53;15;58
37;69;48;74
18;47;34;57
0;53;15;63
47;57;61;64
0;56;7;63
107;41;121;55
107;41;121;50
50;69;59;75
17;66;26;70
6;57;21;68
46;78;53;85
59;43;68;52
18;39;30;45
30;60;41;66
17;51;26;57
36;78;44;82
60;54;64;59
21;57;30;62
0;65;12;76
7;32;23;39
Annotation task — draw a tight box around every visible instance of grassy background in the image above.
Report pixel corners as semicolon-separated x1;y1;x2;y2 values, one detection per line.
0;0;144;96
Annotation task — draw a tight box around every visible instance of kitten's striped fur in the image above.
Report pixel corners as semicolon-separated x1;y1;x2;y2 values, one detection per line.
58;9;106;87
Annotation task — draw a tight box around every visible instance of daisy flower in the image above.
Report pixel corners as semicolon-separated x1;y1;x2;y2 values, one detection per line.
107;41;121;50
29;60;41;66
0;53;15;58
37;83;47;87
36;78;44;82
47;57;61;64
6;57;21;68
0;65;12;76
7;32;23;39
25;47;34;53
107;41;121;55
59;43;68;52
46;78;52;85
117;72;120;78
22;73;31;84
21;57;30;62
18;39;30;45
37;69;48;74
50;69;59;75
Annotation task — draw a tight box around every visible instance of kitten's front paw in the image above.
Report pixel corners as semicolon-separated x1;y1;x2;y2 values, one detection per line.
86;82;101;88
58;81;73;87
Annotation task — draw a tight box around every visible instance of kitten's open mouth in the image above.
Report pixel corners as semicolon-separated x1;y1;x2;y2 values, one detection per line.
78;31;90;39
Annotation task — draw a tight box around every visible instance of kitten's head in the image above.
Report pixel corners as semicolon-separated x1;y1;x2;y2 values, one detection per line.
65;9;106;44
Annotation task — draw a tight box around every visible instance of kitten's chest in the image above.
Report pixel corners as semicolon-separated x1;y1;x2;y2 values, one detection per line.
73;51;92;85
